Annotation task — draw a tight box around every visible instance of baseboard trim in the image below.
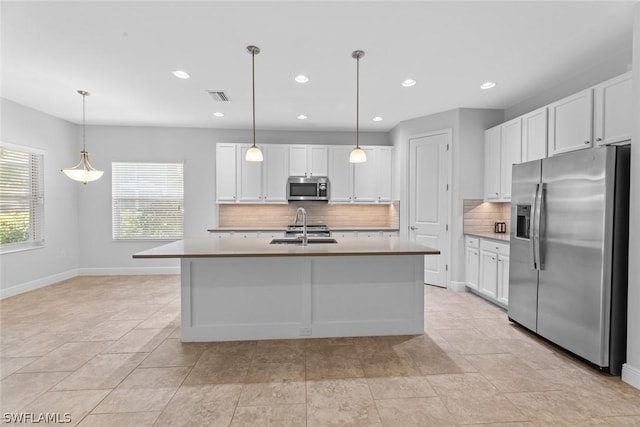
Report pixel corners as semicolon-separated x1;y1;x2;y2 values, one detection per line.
622;363;640;390
0;269;79;300
448;281;467;292
78;267;180;276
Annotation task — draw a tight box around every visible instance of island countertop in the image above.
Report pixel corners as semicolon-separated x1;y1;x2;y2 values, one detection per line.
133;237;438;259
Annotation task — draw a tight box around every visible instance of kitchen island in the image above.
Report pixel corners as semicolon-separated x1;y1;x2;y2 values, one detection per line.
133;237;439;342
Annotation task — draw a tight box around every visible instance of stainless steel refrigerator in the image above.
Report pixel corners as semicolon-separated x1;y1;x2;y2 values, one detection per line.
508;145;630;375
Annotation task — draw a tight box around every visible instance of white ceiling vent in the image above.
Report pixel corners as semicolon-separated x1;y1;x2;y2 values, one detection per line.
207;90;230;102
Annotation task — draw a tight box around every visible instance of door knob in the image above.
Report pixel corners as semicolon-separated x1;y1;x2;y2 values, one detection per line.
410;226;418;230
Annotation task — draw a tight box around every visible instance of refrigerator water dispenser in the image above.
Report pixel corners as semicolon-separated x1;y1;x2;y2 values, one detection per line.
516;205;531;239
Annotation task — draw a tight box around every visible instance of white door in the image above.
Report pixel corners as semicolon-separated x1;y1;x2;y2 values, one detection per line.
376;147;392;203
522;107;548;162
215;143;237;203
593;72;632;146
548;88;593;156
497;254;510;305
483;126;501;200
465;246;480;290
500;117;522;200
308;146;328;177
238;145;263;202
328;146;353;203
480;250;498;299
353;147;377;203
409;130;450;287
289;145;308;176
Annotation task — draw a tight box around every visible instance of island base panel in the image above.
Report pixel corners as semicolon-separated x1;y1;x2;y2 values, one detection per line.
180;255;425;342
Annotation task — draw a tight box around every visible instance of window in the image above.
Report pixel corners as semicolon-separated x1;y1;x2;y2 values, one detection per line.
112;162;184;240
0;143;45;253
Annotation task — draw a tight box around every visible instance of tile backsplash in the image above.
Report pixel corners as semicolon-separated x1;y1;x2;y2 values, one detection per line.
463;199;511;234
219;201;400;229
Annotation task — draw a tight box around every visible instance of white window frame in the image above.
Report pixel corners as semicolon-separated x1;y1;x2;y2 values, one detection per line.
0;142;45;254
112;161;184;241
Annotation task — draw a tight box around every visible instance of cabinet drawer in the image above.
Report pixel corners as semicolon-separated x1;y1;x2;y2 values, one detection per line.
480;239;510;256
465;236;480;248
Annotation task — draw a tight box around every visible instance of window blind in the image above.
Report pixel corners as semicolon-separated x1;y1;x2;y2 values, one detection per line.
0;145;44;250
112;162;184;240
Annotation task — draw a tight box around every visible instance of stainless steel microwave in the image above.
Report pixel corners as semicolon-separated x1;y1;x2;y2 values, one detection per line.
287;177;329;201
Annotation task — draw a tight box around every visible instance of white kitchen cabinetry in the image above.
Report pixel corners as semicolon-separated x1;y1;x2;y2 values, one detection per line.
289;145;328;177
263;145;289;202
465;236;480;291
216;143;289;204
500;118;522;200
215;144;238;203
329;146;393;204
328;146;353;203
484;119;519;202
238;145;263;202
593;71;632;146
522;107;548;162
548;89;593;156
484;126;501;201
477;239;510;307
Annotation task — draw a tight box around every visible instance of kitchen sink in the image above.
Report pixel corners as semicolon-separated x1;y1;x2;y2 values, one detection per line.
270;238;338;245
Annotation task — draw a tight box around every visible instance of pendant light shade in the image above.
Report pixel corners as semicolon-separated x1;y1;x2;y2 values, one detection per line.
350;50;367;163
246;45;263;162
62;90;103;184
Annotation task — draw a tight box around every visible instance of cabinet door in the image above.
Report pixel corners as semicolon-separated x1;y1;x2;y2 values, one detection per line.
479;249;498;299
522;107;548;162
594;72;632;146
484;126;501;200
466;247;480;290
548;89;593;156
309;146;328;177
328;146;353;203
216;144;237;202
501;118;522;200
497;254;510;305
289;145;308;176
238;145;263;202
263;145;288;203
376;147;393;203
353;147;377;202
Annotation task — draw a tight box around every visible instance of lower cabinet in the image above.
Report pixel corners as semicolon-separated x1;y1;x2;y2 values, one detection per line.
465;235;510;307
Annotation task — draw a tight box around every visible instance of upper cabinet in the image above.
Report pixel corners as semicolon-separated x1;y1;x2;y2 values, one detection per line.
522;107;548;162
217;143;393;205
289;145;328;177
328;146;392;204
593;71;632;146
484;126;501;201
216;144;289;204
548;88;593;156
216;144;238;203
500;118;522;200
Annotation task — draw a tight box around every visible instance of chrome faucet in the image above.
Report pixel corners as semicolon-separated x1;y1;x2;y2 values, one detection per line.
293;207;308;246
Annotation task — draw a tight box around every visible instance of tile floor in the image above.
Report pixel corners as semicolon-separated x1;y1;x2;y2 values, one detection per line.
1;275;639;426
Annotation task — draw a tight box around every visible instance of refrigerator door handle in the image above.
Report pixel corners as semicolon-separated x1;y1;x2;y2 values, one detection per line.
537;183;546;270
530;183;539;270
533;183;545;270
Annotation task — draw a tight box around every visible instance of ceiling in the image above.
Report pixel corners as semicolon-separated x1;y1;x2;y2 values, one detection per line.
1;1;635;132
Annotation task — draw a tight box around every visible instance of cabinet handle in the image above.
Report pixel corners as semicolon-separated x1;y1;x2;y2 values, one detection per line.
410;226;418;230
584;141;590;145
596;138;602;142
495;192;499;196
492;257;496;260
496;247;499;250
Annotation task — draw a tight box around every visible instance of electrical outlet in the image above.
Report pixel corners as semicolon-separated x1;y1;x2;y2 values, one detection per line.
299;327;312;336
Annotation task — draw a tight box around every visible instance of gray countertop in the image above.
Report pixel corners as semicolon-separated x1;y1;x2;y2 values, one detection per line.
133;237;438;259
207;227;400;232
465;231;510;242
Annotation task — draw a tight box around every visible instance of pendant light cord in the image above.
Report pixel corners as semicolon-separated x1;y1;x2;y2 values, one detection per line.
356;54;360;149
252;49;256;149
82;92;86;152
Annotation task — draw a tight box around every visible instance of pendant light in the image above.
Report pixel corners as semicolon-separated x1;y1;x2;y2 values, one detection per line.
349;50;367;163
245;45;263;162
62;90;104;184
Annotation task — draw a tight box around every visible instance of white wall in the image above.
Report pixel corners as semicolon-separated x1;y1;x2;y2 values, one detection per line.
504;47;632;121
622;3;640;390
0;99;81;297
390;108;503;289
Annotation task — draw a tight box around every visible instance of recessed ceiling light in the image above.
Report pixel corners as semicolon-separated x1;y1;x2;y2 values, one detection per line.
295;75;309;83
372;116;383;122
402;79;416;87
172;70;190;79
297;114;308;120
213;112;224;117
480;81;497;90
